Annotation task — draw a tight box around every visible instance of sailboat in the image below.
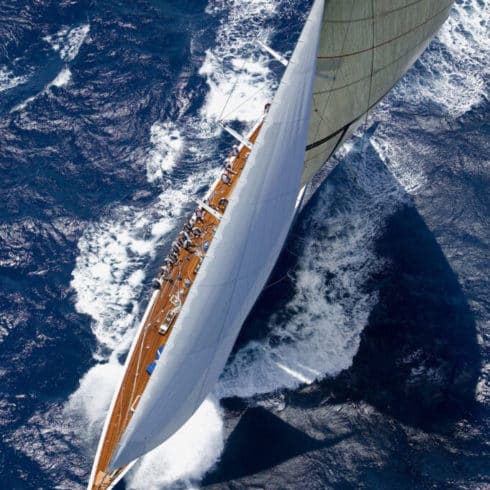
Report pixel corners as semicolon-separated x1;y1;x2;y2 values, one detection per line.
88;1;454;488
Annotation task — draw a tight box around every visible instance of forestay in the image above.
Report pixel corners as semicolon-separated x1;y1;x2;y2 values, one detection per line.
110;0;325;469
301;0;454;185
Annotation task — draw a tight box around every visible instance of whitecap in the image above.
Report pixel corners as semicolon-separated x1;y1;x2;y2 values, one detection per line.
0;66;29;93
49;66;72;88
396;0;489;117
199;0;280;123
146;121;184;183
44;24;90;62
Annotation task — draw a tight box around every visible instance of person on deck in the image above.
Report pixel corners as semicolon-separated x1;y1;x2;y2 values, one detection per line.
225;162;237;175
221;173;232;185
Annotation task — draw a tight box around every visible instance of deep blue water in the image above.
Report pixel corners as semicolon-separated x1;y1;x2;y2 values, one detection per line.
0;1;488;489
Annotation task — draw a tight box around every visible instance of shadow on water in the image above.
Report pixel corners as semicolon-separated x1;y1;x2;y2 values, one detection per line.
211;131;481;483
202;406;353;486
319;200;481;429
279;139;479;429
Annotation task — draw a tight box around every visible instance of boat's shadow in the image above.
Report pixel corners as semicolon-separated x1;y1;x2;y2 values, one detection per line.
202;406;353;486
318;202;480;429
204;133;481;484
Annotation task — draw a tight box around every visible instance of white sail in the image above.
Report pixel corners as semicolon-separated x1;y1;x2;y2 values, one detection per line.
110;0;325;469
301;0;454;185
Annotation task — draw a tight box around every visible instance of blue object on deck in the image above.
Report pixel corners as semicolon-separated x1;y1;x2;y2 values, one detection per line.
156;345;165;359
146;361;157;375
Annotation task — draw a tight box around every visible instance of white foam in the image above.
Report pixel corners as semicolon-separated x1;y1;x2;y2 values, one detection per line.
127;397;224;489
146;121;184;182
44;24;90;62
65;354;125;446
396;0;489;117
199;0;280;123
476;362;490;405
49;66;72;87
9;24;88;112
10;94;38;113
0;66;28;93
10;65;73;113
370;128;429;195
71;174;206;354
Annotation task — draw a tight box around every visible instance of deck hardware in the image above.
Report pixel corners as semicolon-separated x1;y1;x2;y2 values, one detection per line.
197;200;222;221
129;395;141;413
220;123;253;149
256;40;289;66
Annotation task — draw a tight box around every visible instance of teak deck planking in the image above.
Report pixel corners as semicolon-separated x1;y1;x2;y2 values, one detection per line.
91;121;263;490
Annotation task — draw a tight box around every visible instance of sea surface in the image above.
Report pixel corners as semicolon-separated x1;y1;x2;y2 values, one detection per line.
0;1;488;489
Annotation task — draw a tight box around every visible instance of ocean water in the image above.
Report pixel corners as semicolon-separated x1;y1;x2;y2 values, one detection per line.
0;1;488;489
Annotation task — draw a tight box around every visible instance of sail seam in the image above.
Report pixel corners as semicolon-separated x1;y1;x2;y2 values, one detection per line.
313;23;447;97
323;0;437;23
309;0;354;145
317;1;452;60
306;2;451;154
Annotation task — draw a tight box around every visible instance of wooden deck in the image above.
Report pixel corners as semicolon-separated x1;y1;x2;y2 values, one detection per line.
90;121;263;490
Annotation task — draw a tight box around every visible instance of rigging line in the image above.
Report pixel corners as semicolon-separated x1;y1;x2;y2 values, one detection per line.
217;54;250;122
285;244;308;258
263;271;291;290
220;84;268;121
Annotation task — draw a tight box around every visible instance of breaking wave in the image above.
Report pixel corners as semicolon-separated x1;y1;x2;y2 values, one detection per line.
10;24;89;112
49;66;72;87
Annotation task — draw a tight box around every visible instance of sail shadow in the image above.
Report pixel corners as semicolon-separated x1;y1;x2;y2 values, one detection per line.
202;406;352;486
232;128;480;432
296;131;482;431
319;200;481;429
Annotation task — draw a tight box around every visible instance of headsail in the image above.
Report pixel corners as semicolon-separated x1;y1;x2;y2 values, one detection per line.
301;0;454;185
110;0;326;469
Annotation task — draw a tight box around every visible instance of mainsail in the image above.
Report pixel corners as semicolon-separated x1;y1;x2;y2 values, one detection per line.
109;0;326;469
301;0;454;185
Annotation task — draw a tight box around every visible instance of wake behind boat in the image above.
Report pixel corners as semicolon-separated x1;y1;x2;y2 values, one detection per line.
88;120;264;488
88;1;454;487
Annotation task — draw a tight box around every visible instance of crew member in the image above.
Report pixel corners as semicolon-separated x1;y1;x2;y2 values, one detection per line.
218;197;229;210
225;162;236;175
221;173;232;185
